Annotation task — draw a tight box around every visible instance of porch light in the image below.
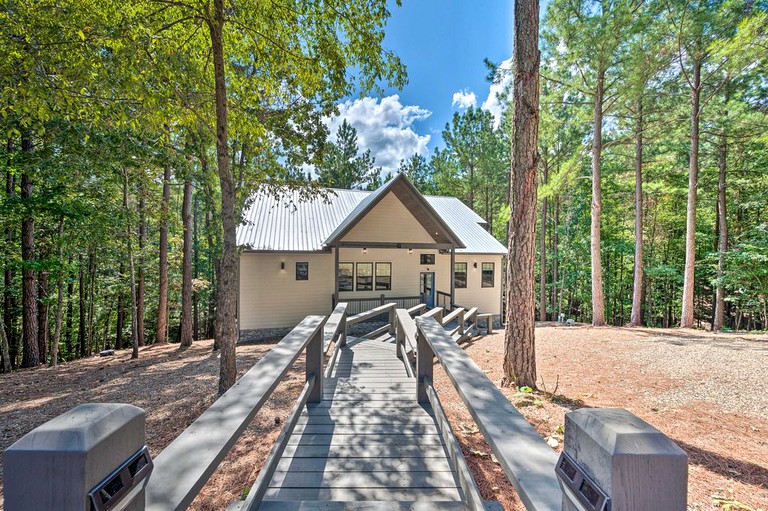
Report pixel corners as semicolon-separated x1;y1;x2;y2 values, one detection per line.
363;247;367;254
280;262;285;270
408;249;413;254
473;262;477;269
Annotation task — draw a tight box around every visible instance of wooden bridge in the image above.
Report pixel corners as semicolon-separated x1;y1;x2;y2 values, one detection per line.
4;300;691;511
142;302;561;511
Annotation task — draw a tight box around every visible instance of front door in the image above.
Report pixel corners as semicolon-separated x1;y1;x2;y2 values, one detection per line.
420;272;435;308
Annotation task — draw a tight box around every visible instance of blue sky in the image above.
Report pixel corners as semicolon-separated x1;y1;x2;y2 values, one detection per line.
325;1;516;175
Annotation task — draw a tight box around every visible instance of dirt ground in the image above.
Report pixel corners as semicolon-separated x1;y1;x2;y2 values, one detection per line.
1;326;766;510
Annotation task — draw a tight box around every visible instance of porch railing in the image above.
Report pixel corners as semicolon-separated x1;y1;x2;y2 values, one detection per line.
436;290;451;310
331;294;422;316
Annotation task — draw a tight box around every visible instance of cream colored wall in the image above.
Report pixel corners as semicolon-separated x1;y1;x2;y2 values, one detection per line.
239;250;503;329
453;254;503;315
339;249;501;315
343;192;435;243
239;252;334;329
338;248;439;300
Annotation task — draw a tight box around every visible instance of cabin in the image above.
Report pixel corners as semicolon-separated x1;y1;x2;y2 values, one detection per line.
236;173;506;334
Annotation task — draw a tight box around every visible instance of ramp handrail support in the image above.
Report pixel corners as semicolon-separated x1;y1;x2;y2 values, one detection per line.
144;315;327;511
415;315;562;511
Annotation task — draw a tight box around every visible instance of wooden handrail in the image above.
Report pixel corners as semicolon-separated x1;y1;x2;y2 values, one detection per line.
421;307;444;322
415;316;561;511
406;303;427;316
441;307;464;326
324;302;348;354
346;302;396;325
395;308;418;355
145;315;326;511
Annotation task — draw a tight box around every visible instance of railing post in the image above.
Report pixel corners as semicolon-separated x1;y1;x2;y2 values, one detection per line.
457;309;465;336
307;325;324;403
4;403;150;511
388;304;396;335
380;293;385;306
416;328;433;404
557;408;688;511
340;312;347;347
395;311;404;360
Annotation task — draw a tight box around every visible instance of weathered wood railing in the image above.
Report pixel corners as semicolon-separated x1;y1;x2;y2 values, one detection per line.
415;315;562;511
333;294;422;315
346;302;396;339
436;290;452;310
144;315;327;511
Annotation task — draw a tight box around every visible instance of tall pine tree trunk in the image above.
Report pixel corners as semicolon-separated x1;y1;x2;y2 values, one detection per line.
179;178;194;348
51;217;65;367
37;265;49;363
503;0;539;389
211;0;238;393
713;133;728;331
78;254;87;358
137;183;146;346
590;69;606;326
681;61;702;328
124;171;140;359
539;158;548;322
116;266;125;349
629;98;644;326
157;164;171;344
4;165;16;368
20;135;39;367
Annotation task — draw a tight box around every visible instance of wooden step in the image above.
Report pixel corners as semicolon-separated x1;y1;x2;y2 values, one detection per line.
256;500;503;510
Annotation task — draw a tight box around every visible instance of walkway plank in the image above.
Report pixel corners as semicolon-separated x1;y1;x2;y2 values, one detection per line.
263;335;463;504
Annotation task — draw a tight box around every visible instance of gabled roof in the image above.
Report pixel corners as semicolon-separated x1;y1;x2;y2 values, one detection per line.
237;175;507;254
323;173;464;248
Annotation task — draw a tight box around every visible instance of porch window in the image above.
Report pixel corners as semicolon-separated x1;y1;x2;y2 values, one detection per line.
420;254;435;265
454;262;467;289
296;262;309;281
375;262;392;291
356;262;373;291
338;262;353;292
482;262;495;287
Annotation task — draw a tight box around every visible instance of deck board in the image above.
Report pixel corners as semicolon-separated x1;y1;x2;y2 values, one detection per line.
264;336;463;504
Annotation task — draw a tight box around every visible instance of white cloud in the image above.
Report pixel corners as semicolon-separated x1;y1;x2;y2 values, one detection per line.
481;57;513;128
325;95;431;175
451;89;477;109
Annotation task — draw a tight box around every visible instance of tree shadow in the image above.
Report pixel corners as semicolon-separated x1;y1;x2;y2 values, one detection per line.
675;438;768;489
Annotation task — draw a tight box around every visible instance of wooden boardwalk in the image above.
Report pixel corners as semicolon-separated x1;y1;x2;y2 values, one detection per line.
263;335;465;503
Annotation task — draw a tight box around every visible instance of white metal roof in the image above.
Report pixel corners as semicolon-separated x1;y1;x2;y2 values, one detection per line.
237;180;507;254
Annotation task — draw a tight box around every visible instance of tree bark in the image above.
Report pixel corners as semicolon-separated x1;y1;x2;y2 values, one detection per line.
552;196;559;318
681;61;702;328
78;254;87;358
0;317;10;372
20;136;39;367
5;165;16;369
156;163;171;344
124;171;140;359
539;158;548;322
503;0;539;389
210;0;238;393
180;178;194;348
51;217;65;367
116;267;125;349
137;183;146;346
193;194;199;340
713;133;728;331
590;69;606;326
629;98;644;326
65;278;73;357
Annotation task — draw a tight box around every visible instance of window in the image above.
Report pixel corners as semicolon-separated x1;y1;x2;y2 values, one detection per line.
338;262;353;291
375;263;392;291
296;262;309;280
356;262;373;291
454;262;467;289
482;262;495;288
420;254;435;265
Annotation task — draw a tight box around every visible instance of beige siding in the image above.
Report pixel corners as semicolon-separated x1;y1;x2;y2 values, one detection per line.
343;192;435;244
338;248;437;300
453;255;503;315
239;252;334;329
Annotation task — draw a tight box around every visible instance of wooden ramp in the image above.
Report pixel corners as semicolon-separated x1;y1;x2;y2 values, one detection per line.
262;335;465;505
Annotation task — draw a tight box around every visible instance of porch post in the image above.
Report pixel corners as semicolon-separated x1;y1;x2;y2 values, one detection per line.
450;246;455;308
333;244;339;309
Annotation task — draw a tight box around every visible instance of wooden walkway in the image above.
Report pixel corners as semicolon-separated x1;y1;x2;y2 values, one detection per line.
263;335;465;504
